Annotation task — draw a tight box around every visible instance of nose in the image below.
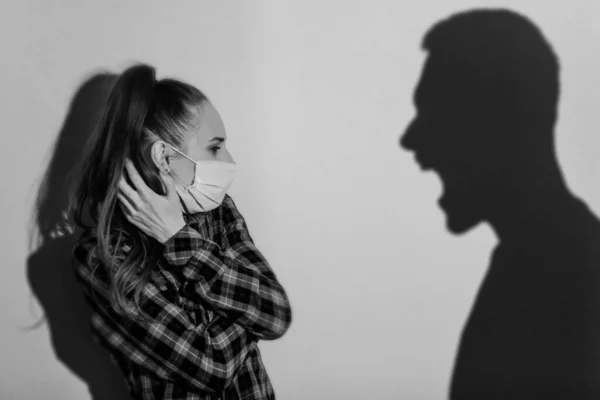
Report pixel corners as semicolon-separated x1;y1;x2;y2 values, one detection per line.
222;148;234;163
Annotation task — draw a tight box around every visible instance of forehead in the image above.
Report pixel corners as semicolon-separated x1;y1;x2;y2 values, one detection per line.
415;57;452;103
415;57;478;116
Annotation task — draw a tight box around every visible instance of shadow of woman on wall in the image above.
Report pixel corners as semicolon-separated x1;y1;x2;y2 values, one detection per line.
27;72;131;400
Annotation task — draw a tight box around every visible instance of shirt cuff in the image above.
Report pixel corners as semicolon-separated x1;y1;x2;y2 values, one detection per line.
162;225;230;286
162;225;210;267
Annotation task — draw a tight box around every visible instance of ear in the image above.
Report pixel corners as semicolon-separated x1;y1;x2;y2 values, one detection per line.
150;141;172;173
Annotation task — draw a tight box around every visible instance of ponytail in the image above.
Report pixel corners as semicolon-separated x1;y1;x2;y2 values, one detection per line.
69;63;207;320
69;63;161;320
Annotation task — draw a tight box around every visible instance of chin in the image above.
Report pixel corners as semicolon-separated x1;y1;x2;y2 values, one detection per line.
446;217;479;235
439;198;481;235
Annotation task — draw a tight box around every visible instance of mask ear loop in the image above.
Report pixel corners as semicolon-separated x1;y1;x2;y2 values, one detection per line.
163;142;198;193
165;143;197;164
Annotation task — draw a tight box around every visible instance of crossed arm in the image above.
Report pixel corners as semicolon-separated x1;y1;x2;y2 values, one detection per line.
79;159;291;392
73;197;291;393
163;195;292;340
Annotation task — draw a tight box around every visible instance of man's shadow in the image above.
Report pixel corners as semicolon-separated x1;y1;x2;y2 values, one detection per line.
401;9;600;399
27;73;131;400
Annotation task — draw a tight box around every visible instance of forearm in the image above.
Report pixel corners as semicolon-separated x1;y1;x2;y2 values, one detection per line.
91;293;255;392
74;256;255;393
162;225;292;339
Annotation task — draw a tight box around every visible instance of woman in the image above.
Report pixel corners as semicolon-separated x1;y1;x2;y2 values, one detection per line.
69;64;292;400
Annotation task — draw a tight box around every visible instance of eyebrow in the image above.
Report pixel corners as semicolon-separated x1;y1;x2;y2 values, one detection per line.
209;137;225;143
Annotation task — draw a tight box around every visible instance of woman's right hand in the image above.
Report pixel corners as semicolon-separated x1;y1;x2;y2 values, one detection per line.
117;160;186;243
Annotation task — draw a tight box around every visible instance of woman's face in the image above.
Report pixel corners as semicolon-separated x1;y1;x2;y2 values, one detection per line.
168;101;233;186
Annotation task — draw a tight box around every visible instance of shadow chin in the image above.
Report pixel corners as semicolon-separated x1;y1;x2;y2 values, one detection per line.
442;211;482;236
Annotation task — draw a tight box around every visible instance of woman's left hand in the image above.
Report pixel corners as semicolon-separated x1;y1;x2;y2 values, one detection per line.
117;160;186;243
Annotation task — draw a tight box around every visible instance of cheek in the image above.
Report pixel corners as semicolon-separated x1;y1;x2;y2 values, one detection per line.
191;148;216;162
189;147;233;163
171;162;196;186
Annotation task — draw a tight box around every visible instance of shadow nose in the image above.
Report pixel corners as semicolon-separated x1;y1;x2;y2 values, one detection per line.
398;133;408;151
400;118;418;152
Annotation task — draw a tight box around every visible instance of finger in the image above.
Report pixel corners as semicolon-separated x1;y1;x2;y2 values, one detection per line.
118;202;133;223
117;194;146;232
117;192;136;216
118;199;151;235
124;159;149;194
117;176;142;206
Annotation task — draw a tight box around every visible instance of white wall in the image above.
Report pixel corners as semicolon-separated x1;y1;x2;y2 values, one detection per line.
2;1;600;399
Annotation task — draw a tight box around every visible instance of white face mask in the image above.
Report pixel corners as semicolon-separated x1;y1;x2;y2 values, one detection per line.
167;144;237;213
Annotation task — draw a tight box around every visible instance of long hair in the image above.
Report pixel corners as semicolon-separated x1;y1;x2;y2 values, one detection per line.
69;63;207;319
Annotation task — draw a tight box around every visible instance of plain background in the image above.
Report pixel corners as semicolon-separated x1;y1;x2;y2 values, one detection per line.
2;1;600;399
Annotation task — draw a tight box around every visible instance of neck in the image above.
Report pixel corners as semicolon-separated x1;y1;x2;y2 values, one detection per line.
485;160;575;245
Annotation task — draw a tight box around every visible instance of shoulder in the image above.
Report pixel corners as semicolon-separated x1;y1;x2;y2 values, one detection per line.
73;228;97;267
222;194;237;209
71;229;109;290
72;228;132;274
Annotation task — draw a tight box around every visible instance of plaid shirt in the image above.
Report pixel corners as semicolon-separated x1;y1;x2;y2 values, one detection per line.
72;195;292;400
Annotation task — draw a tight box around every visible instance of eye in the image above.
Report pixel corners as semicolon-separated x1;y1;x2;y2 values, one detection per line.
210;146;221;154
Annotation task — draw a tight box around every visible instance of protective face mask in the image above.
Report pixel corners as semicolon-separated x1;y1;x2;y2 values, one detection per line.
167;144;237;213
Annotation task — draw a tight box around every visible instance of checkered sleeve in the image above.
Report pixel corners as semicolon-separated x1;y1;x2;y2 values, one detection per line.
162;196;292;341
73;238;256;394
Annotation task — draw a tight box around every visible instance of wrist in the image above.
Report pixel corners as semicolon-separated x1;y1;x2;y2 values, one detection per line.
160;219;186;244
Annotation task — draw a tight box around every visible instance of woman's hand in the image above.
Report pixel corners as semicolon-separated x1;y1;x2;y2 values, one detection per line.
117;160;185;244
